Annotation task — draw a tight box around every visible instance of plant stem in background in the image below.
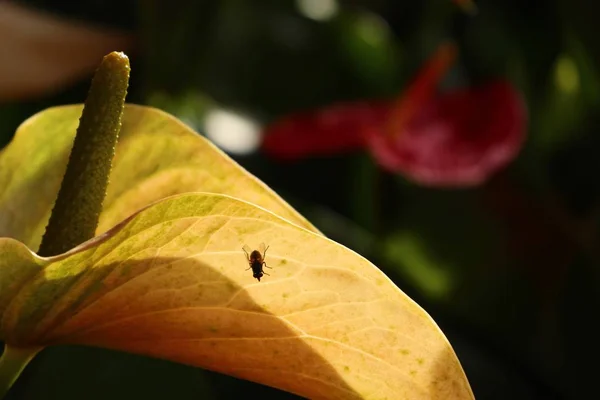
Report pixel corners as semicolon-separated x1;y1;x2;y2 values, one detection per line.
0;345;42;398
351;154;381;234
37;51;130;257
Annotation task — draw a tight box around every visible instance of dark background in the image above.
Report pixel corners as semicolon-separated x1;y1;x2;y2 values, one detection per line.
2;1;600;399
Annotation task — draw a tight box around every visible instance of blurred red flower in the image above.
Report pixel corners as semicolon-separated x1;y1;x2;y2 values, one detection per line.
368;80;526;187
261;100;388;160
262;42;527;187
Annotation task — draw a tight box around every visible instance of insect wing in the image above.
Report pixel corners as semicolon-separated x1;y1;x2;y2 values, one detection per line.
258;242;267;256
242;244;252;257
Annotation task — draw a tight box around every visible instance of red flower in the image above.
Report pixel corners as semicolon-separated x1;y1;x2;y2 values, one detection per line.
261;42;527;188
368;80;526;187
261;100;388;160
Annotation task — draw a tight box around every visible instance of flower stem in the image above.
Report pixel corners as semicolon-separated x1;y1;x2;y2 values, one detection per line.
37;52;130;257
0;344;42;398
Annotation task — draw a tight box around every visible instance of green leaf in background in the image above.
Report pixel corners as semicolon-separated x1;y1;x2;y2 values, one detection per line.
535;34;600;152
335;9;402;95
383;230;456;301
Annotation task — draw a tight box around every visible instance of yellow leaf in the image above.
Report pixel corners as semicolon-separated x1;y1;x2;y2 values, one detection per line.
0;193;473;399
0;104;319;252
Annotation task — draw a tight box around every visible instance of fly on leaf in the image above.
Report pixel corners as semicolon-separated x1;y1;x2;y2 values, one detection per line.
242;243;272;282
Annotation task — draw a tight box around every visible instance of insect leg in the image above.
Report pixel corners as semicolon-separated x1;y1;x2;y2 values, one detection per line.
263;245;270;258
263;262;272;269
242;247;250;259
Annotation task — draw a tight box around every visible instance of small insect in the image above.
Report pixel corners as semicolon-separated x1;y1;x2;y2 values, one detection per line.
242;243;272;281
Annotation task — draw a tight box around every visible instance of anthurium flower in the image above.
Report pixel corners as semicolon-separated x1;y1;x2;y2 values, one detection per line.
262;42;527;188
262;100;389;160
367;79;526;187
0;55;474;398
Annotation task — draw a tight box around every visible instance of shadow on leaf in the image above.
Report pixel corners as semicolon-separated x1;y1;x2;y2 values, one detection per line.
4;257;359;399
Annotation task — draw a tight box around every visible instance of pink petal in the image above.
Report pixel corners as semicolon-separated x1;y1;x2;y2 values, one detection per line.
261;101;390;161
261;42;457;162
367;80;527;187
